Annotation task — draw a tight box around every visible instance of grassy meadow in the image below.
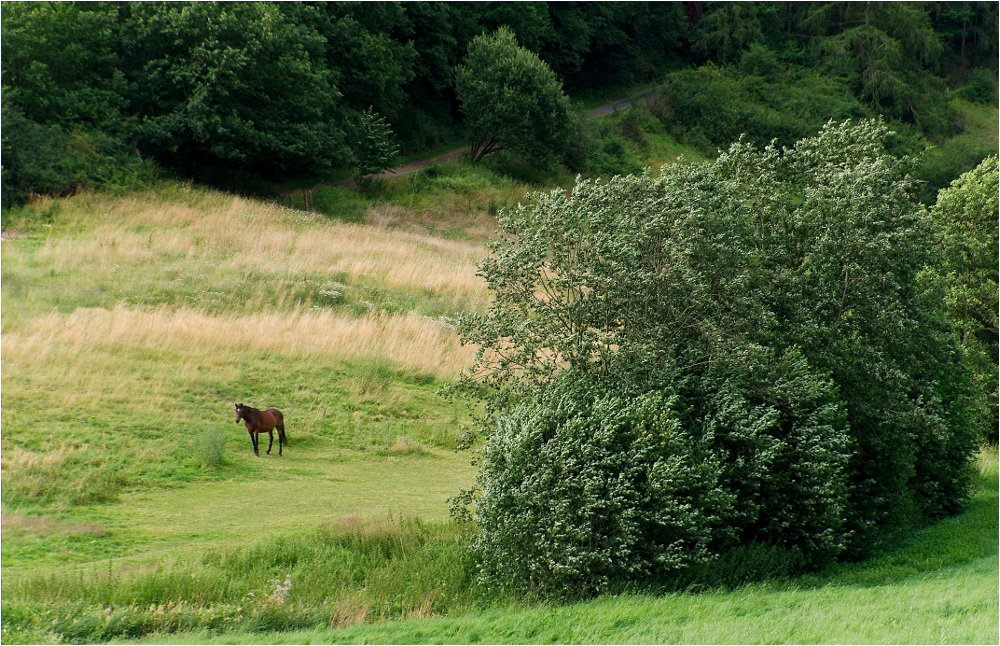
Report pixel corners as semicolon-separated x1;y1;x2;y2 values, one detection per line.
1;176;497;642
2;129;998;643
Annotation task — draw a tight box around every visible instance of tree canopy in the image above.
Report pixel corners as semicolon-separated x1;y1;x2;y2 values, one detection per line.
122;3;350;180
2;2;995;200
457;121;977;595
455;27;571;164
933;155;1000;444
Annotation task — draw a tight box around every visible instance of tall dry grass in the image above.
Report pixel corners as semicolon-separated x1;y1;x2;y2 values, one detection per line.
2;184;484;508
26;189;488;306
5;305;475;378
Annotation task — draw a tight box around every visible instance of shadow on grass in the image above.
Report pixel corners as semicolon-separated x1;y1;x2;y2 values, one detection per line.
636;455;999;595
811;467;999;589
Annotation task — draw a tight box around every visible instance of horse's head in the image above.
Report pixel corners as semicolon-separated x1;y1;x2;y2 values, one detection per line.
235;403;245;424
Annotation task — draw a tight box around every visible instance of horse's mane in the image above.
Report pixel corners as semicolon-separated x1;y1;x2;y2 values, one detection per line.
238;403;261;418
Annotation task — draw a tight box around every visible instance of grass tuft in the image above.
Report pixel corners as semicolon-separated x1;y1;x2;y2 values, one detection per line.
194;429;227;470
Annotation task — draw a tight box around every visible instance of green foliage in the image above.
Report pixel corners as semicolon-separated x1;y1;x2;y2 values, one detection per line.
308;4;416;124
913;98;998;203
0;3;158;205
195;429;228;470
546;3;688;90
930;2;999;70
122;3;349;181
458;120;977;596
0;101;160;207
932;156;1000;444
468;352;852;598
1;3;125;131
455;27;572;165
2;1;994;202
955;68;1000;106
350;109;400;187
720;120;977;553
694;3;766;64
469;375;726;598
658;63;869;154
810;3;943;114
574;108;665;178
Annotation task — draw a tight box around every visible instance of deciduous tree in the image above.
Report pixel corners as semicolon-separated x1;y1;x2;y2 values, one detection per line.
457;121;976;595
121;3;349;181
454;27;571;164
933;155;999;444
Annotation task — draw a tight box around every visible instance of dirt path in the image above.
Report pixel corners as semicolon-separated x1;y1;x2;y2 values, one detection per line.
286;86;662;194
584;87;659;118
330;147;467;188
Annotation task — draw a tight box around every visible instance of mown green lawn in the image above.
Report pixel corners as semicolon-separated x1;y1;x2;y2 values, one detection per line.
3;450;475;568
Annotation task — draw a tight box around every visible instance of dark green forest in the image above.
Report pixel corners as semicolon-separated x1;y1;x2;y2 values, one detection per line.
2;1;997;204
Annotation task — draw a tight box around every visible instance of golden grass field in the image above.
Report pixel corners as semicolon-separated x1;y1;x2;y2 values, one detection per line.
1;183;494;532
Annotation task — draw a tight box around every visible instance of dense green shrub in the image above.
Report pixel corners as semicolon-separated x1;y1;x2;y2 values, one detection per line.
122;3;350;181
470;348;852;598
955;68;1000;106
698;347;851;566
470;375;727;598
657;64;870;155
1;102;159;207
914;99;997;203
719;121;977;555
458;120;976;596
576;108;665;178
932;156;999;445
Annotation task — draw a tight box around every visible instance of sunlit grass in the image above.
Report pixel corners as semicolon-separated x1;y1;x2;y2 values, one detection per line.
1;331;474;509
2;450;988;644
2;517;479;644
1;186;489;326
6;305;473;376
1;184;484;514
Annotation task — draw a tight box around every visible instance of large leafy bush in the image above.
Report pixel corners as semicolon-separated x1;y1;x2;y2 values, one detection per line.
471;375;727;598
458;120;976;595
932;156;999;445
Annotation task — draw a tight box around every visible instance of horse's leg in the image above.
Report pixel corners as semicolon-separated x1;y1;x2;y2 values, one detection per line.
250;431;259;457
277;423;284;456
266;429;274;455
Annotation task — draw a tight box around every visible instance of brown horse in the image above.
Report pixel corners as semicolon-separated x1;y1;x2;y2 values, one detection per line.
235;403;287;457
